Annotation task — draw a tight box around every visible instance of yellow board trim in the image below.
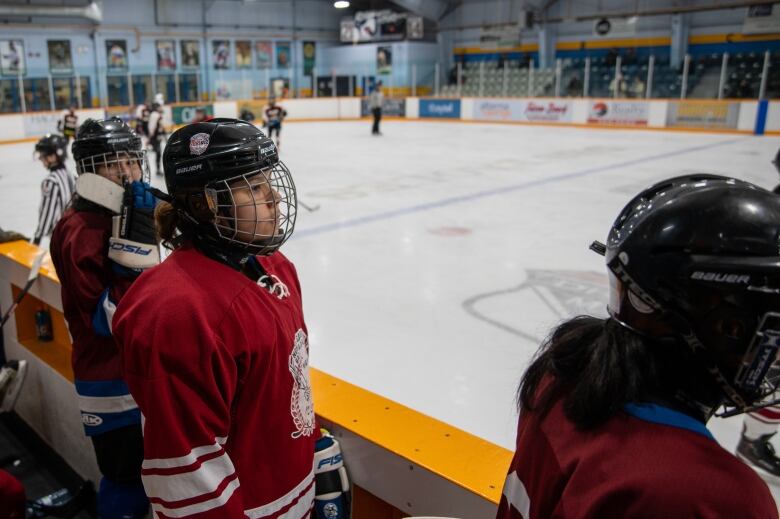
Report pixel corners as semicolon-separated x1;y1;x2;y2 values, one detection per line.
690;33;780;44
311;368;512;504
556;37;671;50
0;241;58;283
455;44;539;54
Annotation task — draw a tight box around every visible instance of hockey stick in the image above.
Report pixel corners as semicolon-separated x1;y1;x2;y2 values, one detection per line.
299;200;321;212
0;251;46;331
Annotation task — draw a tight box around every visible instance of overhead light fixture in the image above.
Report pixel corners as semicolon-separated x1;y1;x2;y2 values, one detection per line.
334;1;350;8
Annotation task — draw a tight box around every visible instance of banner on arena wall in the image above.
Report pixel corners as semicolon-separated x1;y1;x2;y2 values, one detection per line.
105;40;127;72
587;101;649;126
0;40;25;75
666;101;740;129
235;41;252;69
360;97;405;117
255;41;272;69
47;40;73;75
377;46;392;75
156;40;176;72
303;41;316;76
471;100;571;123
23;112;60;137
181;40;200;69
212;40;230;70
419;99;461;118
276;41;291;69
172;104;214;125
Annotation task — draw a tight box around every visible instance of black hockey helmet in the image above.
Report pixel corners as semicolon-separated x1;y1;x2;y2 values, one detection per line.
162;118;296;256
594;174;780;416
72;117;149;181
34;133;68;163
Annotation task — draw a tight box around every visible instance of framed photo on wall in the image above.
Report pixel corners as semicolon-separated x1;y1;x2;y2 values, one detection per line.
47;40;73;74
181;40;200;69
156;40;176;71
235;40;252;69
212;40;230;69
255;41;272;69
0;40;26;76
105;39;128;72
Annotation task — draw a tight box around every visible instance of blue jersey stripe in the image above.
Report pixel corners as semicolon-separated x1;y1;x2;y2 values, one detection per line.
624;403;714;441
75;378;132;398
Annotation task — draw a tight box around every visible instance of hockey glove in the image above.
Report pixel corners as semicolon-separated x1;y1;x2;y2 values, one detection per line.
108;181;160;272
313;429;351;519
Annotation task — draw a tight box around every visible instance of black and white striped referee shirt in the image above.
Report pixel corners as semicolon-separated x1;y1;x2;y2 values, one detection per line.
34;166;76;246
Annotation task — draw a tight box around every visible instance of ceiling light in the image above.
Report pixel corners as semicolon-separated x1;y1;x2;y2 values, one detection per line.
334;1;350;8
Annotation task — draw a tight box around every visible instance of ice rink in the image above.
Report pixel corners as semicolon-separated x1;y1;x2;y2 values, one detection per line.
3;120;780;492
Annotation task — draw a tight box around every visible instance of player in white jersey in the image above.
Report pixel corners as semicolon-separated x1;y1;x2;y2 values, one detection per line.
33;133;75;246
147;103;165;176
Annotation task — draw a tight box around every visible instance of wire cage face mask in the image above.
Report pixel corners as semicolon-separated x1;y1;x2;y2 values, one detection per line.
206;161;297;256
76;150;151;184
730;312;780;414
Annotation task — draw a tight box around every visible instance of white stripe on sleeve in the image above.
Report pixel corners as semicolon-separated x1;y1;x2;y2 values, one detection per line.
142;450;236;503
150;476;240;518
142;437;228;470
502;472;531;519
245;469;314;519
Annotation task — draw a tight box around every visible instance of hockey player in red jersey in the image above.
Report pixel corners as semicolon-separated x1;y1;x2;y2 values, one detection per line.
50;118;159;519
112;119;316;518
264;97;287;149
498;175;780;519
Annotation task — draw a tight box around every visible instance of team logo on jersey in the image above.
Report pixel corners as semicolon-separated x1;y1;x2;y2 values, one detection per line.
81;413;103;426
323;503;339;518
289;329;315;439
189;133;210;156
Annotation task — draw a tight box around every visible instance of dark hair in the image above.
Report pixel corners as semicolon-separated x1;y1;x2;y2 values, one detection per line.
519;315;664;429
155;200;183;249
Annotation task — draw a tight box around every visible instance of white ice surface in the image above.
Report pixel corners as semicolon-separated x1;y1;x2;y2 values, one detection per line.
3;121;780;500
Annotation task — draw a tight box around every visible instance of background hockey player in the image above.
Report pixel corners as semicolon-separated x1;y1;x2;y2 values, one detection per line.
57;106;78;143
49;118;159;519
113;119;315;517
132;103;149;141
32;134;75;247
264;97;287;148
368;80;383;136
147;103;165;176
736;147;780;481
497;175;780;519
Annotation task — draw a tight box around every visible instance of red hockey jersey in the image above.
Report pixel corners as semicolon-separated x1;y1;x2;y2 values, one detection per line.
113;245;315;518
50;206;140;436
497;393;778;519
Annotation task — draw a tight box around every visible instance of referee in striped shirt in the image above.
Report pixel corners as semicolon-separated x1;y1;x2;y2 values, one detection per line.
33;134;75;246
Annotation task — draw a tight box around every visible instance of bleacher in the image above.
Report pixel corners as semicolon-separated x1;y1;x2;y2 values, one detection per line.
437;52;711;99
439;60;556;97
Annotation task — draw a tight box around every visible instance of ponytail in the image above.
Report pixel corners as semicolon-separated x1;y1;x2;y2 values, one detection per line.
154;201;181;250
519;316;661;429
